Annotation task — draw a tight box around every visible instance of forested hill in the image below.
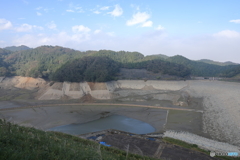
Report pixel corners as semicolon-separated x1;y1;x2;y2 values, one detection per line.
91;50;144;63
51;56;120;82
167;55;238;77
2;46;92;78
197;59;239;66
0;45;240;81
0;48;12;57
0;48;12;76
3;45;32;52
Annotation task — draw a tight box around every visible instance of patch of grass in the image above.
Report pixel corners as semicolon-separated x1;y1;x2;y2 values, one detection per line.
0;119;158;160
0;95;14;101
163;137;240;160
163;137;208;153
14;93;31;100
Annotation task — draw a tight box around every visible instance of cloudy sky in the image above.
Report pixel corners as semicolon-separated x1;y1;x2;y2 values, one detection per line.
0;0;240;62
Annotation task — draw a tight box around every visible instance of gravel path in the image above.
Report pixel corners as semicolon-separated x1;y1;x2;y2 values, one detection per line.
0;103;203;112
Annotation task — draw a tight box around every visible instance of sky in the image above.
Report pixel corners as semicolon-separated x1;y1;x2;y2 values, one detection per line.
0;0;240;63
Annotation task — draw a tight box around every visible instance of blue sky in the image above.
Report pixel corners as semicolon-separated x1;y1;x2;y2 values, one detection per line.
0;0;240;62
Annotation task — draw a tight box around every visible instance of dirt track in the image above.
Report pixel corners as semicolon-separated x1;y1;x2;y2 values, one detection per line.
0;103;203;112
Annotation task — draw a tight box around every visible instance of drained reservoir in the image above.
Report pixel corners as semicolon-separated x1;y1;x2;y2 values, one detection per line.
48;114;155;135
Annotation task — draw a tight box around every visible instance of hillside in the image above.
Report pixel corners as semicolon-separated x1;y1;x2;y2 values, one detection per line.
0;48;12;56
1;45;240;81
0;119;156;160
220;65;240;78
4;45;32;52
198;59;239;66
144;54;169;60
92;50;145;63
167;55;238;77
4;46;90;78
51;56;120;82
0;48;12;76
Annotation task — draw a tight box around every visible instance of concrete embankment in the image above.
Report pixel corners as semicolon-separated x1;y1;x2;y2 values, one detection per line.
37;80;189;100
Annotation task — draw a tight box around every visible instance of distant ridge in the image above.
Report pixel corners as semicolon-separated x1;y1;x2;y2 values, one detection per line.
4;45;32;52
197;59;239;66
1;45;240;79
145;54;169;60
0;48;12;56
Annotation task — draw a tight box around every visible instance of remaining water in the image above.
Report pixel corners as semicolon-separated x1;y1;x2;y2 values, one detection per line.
48;114;155;135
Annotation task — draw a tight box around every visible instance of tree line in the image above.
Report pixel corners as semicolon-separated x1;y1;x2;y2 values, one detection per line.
0;45;240;81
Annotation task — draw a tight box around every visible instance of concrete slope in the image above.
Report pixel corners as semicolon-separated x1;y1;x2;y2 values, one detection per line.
38;80;189;100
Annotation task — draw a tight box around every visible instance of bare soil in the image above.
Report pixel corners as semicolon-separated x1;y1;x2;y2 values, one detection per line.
69;83;80;91
87;82;107;90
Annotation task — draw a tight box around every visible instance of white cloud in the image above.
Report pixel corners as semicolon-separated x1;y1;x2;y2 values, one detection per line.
229;19;240;24
75;7;82;12
108;4;123;17
130;4;140;11
213;30;240;38
46;21;57;30
72;25;91;33
0;40;5;44
142;21;153;27
107;32;115;37
22;0;28;4
12;31;92;48
15;24;43;32
36;7;42;10
93;10;101;14
15;24;32;32
156;25;165;30
126;12;151;26
67;3;84;13
13;34;51;47
37;12;42;16
94;29;101;34
0;19;12;31
10;28;240;63
43;8;53;13
35;6;53;13
66;9;74;12
100;6;109;10
34;26;44;30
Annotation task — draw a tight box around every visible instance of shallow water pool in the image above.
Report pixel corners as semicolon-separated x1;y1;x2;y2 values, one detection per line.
48;114;155;135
